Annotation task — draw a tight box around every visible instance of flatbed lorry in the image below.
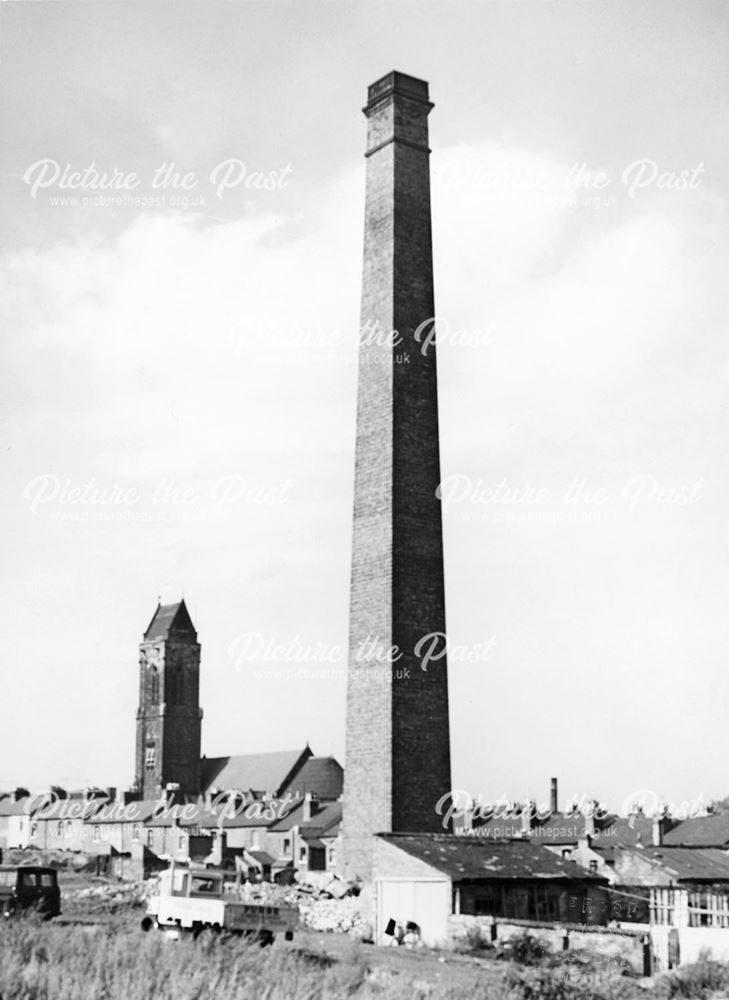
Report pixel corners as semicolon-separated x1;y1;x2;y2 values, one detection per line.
142;864;298;945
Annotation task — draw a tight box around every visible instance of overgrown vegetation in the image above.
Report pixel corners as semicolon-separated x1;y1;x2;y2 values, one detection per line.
453;924;495;955
0;917;491;1000
4;915;729;999
496;931;551;965
654;948;729;998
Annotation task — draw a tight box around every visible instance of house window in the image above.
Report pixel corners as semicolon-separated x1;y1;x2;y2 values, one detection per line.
132;825;141;841
145;744;156;769
93;826;101;842
146;829;154;847
589;860;598;874
55;821;63;837
179;834;186;850
299;846;307;861
283;838;290;854
561;849;571;859
30;823;38;839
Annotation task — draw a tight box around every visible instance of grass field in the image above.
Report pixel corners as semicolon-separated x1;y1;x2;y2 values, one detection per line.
0;914;666;1000
2;878;729;999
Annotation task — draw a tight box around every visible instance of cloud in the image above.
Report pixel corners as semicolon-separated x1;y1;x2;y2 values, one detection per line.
2;139;728;804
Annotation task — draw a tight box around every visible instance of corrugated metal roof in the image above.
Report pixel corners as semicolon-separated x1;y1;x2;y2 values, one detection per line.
377;834;609;883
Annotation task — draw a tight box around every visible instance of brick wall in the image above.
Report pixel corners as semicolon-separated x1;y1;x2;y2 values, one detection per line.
135;636;201;800
373;835;448;880
343;71;452;882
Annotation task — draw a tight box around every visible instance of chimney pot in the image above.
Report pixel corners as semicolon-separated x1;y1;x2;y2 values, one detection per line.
550;778;558;815
652;816;664;846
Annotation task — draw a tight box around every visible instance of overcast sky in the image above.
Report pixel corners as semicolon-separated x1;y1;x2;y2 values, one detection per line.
1;1;728;816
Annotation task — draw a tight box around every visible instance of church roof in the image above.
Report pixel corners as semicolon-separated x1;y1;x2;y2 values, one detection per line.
200;747;312;797
144;600;197;641
282;756;343;800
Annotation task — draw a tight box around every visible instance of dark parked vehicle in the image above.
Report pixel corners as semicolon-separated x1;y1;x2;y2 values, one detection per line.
0;866;61;919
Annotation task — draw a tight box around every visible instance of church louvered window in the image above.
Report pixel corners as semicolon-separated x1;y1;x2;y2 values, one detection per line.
149;667;159;704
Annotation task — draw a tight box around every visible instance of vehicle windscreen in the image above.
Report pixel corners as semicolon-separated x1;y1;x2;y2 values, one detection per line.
190;875;220;896
0;871;16;888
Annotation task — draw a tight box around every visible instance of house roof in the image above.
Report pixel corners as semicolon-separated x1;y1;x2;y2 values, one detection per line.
147;804;221;828
663;816;729;848
33;798;108;821
619;846;729;883
469;813;654;847
201;747;312;797
268;798;342;835
0;797;32;817
303;800;342;839
219;798;297;828
92;800;160;824
143;600;197;641
378;834;609;884
282;757;343;800
246;849;275;866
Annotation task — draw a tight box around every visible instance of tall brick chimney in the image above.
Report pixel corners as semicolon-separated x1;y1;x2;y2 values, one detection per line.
550;777;559;815
342;72;452;881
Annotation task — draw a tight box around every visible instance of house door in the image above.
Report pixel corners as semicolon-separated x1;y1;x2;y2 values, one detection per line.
308;847;326;871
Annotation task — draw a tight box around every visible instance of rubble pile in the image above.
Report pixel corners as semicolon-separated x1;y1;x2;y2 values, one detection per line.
64;880;150;907
297;896;369;937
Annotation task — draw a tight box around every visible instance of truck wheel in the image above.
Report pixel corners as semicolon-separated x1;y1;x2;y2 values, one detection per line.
141;917;154;932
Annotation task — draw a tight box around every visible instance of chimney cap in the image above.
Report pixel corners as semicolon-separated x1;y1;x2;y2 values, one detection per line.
366;71;431;108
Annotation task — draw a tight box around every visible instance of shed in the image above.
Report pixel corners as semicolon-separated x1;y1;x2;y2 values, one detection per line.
374;834;609;947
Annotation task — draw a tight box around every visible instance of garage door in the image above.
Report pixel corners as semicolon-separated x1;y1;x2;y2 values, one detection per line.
375;878;450;947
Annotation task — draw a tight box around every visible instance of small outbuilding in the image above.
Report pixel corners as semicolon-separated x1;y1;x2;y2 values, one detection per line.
374;833;609;947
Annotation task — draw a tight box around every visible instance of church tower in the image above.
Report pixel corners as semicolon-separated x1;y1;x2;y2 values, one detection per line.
134;600;202;801
342;72;452;880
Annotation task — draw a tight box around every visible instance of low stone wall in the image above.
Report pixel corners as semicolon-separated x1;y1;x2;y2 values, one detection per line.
449;915;646;972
